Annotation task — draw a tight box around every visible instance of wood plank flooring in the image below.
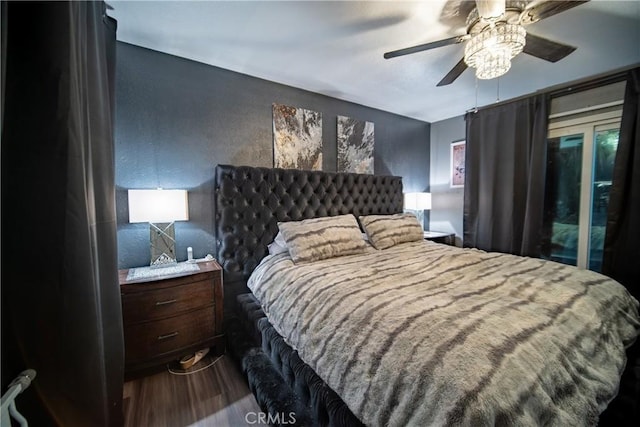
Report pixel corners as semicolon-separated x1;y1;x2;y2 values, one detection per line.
123;354;262;426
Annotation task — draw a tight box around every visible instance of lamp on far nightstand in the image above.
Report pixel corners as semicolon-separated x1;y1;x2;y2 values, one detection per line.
128;189;189;267
404;192;431;231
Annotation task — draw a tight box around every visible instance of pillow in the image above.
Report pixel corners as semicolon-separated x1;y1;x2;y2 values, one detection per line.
359;213;424;250
277;214;368;263
267;232;289;255
268;240;289;256
274;231;287;247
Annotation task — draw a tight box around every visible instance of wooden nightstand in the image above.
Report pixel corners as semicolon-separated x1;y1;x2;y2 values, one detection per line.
423;231;456;246
119;260;224;377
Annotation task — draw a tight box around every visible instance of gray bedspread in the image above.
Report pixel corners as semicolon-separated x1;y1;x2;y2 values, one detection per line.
247;240;640;426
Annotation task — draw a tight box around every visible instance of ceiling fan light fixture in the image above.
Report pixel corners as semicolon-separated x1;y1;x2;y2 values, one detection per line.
475;49;512;79
464;23;526;80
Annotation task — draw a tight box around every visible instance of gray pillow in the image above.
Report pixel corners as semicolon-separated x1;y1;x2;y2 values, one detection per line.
359;213;424;250
267;232;289;255
278;214;368;263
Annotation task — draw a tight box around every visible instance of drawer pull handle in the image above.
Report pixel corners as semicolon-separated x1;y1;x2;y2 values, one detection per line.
155;299;178;306
157;332;179;341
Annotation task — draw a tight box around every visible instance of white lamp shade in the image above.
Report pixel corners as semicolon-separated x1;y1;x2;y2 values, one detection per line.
404;192;432;210
128;189;189;223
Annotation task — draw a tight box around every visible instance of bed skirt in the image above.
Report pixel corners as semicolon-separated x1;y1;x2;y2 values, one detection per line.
228;293;363;427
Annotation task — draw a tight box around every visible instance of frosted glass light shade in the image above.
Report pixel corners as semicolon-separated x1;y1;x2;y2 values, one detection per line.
128;189;189;223
404;192;432;210
475;0;505;20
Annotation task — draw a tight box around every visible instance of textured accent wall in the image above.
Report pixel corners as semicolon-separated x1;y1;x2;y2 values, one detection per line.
115;42;430;268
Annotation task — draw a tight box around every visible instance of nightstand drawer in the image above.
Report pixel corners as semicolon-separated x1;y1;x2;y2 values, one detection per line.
124;307;215;364
121;278;214;323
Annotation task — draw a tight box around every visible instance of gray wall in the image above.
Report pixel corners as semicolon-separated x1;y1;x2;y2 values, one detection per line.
429;115;465;246
115;42;430;269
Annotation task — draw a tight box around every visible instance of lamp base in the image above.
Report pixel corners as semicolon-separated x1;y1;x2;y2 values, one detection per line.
150;254;178;268
406;209;425;231
149;222;178;267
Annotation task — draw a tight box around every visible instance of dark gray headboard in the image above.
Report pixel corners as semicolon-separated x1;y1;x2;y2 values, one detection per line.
214;164;404;314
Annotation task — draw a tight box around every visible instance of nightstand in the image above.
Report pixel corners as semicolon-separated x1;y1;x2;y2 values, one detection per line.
423;231;456;246
119;260;224;377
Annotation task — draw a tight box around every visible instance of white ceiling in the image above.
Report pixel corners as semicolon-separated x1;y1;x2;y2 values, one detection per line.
109;0;640;123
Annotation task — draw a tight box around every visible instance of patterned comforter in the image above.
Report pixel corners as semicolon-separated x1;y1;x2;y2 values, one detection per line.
247;240;639;426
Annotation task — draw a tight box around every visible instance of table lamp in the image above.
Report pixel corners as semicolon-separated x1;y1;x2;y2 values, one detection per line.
128;189;189;266
404;192;431;231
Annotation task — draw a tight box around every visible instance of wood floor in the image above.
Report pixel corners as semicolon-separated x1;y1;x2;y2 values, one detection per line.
123;354;262;426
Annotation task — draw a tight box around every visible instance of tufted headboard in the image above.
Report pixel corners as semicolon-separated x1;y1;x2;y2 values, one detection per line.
214;164;404;315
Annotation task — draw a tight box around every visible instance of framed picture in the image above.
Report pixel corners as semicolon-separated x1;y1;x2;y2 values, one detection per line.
450;140;465;188
272;103;323;170
337;115;374;174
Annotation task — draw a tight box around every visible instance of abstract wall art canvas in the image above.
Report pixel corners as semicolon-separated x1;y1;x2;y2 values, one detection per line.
451;140;465;188
337;115;374;174
272;104;323;170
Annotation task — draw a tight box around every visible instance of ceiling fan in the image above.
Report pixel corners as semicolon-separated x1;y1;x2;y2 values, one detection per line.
384;0;589;86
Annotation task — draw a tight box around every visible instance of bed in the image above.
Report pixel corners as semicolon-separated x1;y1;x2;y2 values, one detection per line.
214;164;640;426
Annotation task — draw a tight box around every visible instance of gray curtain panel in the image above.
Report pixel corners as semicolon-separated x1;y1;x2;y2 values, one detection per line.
602;67;640;299
463;94;549;257
1;2;123;425
599;67;640;427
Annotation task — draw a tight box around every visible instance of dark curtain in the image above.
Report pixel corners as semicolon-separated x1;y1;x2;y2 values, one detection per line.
602;68;640;299
1;1;6;130
1;2;123;426
463;94;549;256
599;68;640;426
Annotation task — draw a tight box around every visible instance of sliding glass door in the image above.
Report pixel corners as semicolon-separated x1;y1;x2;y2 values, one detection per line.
543;115;620;271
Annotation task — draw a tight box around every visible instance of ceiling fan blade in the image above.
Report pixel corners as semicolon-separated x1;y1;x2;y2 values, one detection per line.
384;35;469;59
521;0;589;25
523;33;576;63
437;58;468;86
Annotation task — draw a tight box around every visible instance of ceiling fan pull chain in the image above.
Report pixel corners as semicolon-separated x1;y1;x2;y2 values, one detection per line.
496;77;501;103
471;75;479;114
467;76;479;114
